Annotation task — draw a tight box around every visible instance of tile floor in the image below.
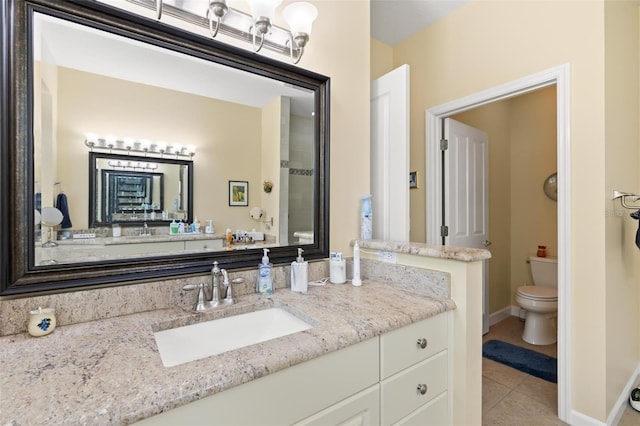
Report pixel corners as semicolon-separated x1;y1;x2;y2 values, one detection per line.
482;316;640;425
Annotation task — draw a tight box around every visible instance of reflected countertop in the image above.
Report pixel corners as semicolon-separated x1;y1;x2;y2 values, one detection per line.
53;232;226;246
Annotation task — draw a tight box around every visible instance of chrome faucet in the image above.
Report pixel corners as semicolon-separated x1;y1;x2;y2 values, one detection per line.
183;261;239;311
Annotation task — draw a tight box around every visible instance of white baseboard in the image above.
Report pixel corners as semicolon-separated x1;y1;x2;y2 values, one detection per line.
565;362;640;425
488;306;517;326
606;363;640;425
569;410;607;426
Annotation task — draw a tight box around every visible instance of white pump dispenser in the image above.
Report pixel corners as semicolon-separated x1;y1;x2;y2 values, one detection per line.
291;248;308;293
257;248;274;294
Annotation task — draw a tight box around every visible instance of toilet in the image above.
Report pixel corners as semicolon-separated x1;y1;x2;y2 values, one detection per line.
515;256;558;345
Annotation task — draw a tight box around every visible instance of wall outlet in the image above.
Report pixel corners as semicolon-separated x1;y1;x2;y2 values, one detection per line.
378;250;397;264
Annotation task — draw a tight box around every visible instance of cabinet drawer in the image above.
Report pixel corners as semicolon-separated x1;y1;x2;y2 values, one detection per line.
184;239;223;251
381;350;448;425
294;384;380;426
393;391;448;426
380;313;448;379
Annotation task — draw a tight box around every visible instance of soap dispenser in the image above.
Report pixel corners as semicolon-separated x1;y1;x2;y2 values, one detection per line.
257;248;274;294
291;248;308;293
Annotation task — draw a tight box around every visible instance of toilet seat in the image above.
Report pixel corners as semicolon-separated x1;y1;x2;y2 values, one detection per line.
516;285;557;301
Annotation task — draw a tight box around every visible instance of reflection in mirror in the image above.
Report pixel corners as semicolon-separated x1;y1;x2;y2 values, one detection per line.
90;153;195;226
32;9;316;266
1;0;328;294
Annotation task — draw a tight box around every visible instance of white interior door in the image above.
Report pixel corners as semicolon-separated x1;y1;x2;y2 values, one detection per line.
444;118;490;334
370;65;410;241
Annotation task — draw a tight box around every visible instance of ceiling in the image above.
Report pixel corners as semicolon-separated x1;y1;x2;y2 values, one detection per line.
371;0;469;46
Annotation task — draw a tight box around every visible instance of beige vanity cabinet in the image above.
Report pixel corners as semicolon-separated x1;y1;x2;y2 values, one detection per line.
136;338;380;426
136;312;450;426
184;238;224;251
380;312;449;425
101;241;184;256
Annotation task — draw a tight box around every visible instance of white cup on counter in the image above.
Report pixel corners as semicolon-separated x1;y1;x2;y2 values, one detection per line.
330;259;346;284
28;307;57;337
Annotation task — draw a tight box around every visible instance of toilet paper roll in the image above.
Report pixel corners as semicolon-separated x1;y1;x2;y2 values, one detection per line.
330;259;346;284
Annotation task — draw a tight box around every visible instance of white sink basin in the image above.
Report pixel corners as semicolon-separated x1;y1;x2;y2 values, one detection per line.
154;308;313;367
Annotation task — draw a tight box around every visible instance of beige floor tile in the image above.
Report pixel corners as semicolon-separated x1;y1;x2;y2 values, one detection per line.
483;358;528;389
482;389;567;426
619;403;640;426
514;375;558;413
483;316;560;424
483;376;512;413
484;316;557;358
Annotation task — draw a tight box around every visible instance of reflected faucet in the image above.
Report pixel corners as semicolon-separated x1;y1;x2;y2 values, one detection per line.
140;222;152;237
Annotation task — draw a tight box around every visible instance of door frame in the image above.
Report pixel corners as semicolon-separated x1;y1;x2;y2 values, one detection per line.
425;64;571;422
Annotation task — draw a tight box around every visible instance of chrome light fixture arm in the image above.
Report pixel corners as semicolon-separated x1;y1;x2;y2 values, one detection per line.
250;17;272;52
288;32;309;64
207;0;228;38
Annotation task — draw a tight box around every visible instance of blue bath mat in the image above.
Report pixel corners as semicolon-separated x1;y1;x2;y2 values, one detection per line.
483;339;557;383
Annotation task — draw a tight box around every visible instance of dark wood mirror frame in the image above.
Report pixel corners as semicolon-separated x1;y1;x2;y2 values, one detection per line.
89;152;193;228
0;0;330;295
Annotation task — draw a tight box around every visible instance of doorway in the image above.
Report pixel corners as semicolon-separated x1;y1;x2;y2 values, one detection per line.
425;65;571;422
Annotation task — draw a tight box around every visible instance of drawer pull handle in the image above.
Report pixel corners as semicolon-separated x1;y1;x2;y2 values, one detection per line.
417;338;428;349
417;384;428;395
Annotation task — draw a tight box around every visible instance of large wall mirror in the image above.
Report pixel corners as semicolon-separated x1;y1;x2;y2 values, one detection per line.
0;0;329;294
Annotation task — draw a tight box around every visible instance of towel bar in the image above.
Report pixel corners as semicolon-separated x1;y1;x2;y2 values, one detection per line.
612;190;640;209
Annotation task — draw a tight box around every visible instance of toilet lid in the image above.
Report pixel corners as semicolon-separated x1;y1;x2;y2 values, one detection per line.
517;285;557;301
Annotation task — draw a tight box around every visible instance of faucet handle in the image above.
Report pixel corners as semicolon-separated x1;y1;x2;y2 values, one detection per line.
182;283;208;311
223;276;244;304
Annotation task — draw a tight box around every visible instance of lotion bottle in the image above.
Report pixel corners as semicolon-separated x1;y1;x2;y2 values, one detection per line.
291;248;308;293
257;248;274;294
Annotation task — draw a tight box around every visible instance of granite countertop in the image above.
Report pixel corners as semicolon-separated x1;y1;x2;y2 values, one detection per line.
0;279;455;425
357;239;491;262
54;232;225;246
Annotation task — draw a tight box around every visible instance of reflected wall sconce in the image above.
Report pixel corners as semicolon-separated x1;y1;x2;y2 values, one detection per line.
85;133;195;158
107;160;159;171
145;0;318;64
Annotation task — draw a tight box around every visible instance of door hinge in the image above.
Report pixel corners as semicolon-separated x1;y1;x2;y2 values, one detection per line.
440;139;448;151
440;225;449;237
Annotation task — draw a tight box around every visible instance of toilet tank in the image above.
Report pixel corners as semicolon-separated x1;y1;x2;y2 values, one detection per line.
528;256;558;287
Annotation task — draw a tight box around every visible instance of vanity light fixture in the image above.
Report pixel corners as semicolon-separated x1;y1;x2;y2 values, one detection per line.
147;0;318;64
84;134;195;159
107;160;159;171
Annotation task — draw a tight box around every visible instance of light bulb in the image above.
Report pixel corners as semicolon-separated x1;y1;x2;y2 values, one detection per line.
283;2;317;38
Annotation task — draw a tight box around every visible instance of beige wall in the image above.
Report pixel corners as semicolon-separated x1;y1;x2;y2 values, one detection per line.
370;37;394;81
293;0;370;255
508;87;558;301
604;0;640;414
375;0;640;421
452;87;557;315
56;67;262;232
452;100;511;313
